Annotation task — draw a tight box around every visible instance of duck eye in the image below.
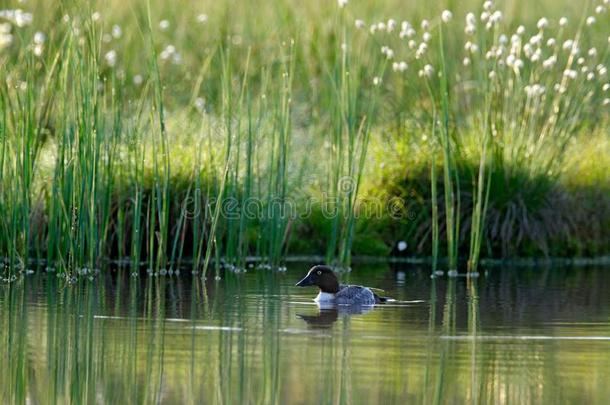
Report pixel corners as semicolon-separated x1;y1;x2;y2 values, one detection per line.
316;270;322;275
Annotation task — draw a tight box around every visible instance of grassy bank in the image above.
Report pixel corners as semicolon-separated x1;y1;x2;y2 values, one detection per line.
0;0;608;277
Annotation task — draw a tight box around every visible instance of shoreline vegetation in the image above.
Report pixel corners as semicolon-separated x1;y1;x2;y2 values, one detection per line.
1;0;609;278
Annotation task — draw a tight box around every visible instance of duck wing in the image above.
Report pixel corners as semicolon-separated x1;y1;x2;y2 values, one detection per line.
335;285;376;305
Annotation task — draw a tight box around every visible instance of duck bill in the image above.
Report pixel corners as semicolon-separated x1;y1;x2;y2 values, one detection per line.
295;274;314;287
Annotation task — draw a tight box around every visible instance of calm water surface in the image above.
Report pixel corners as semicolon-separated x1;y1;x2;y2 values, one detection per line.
1;263;609;404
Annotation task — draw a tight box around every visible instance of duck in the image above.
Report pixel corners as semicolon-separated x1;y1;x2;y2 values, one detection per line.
295;265;390;305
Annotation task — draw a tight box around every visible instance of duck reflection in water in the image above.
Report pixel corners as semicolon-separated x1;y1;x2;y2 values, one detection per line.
296;301;374;329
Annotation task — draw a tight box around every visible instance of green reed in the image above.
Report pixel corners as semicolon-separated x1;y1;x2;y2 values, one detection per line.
0;2;303;274
325;8;382;268
0;0;608;274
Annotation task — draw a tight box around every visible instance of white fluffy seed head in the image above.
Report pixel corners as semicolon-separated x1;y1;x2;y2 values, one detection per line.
529;34;542;45
537;18;548;29
559;17;568;27
528;84;546;97
105;50;117;67
111;25;122;39
563;69;577;79
586;16;595;26
441;10;453;23
33;31;45;45
392;61;408;72
514;59;524;70
418;64;434;78
466;13;476;26
542;55;557;69
530;50;541;62
490;11;503;23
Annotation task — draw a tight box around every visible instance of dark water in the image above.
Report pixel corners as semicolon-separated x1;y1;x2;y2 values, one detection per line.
1;263;610;404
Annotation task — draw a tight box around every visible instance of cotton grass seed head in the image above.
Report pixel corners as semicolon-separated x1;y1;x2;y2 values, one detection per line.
33;31;45;45
563;69;577;79
105;50;117;67
466;12;476;26
0;9;33;27
421;64;434;78
441;10;453;23
112;24;122;39
392;61;408;72
537;18;548;30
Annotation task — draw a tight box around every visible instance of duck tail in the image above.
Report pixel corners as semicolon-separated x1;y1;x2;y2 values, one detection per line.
374;293;391;304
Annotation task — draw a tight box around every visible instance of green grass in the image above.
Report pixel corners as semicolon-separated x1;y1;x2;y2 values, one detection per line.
0;0;608;276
